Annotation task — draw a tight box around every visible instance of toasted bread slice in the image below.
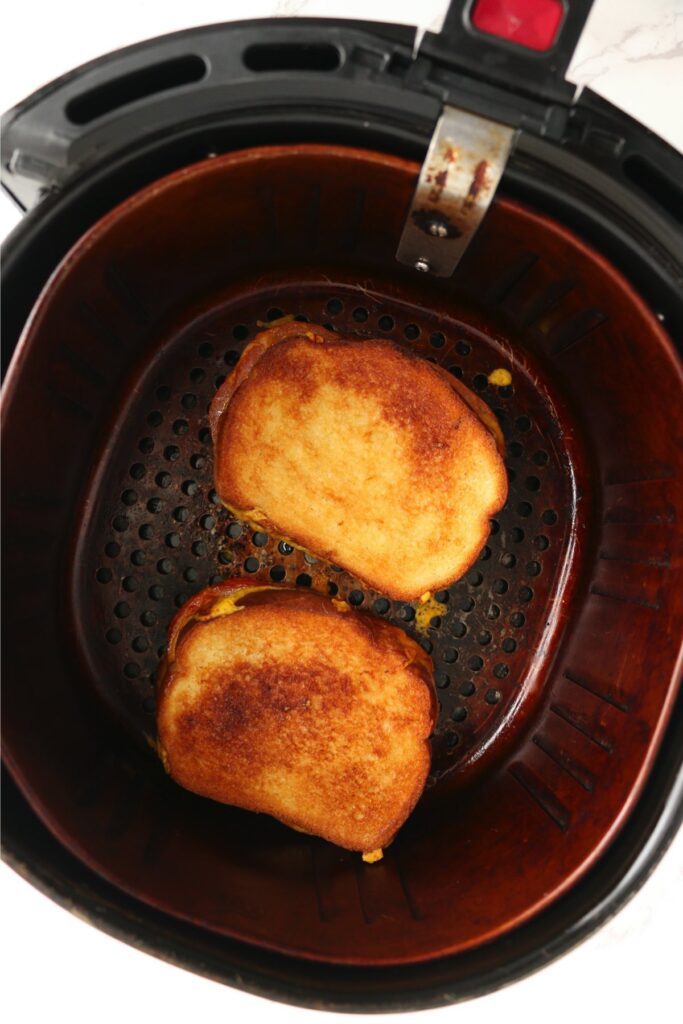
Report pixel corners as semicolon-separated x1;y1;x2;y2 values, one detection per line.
157;580;436;853
210;323;507;600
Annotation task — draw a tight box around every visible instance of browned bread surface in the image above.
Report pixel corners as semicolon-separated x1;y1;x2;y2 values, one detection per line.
157;585;436;852
211;326;508;600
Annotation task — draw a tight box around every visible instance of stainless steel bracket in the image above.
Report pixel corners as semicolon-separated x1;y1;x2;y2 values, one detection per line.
396;106;516;277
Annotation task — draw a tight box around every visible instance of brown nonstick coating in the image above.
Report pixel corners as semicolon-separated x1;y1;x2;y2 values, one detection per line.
2;146;682;964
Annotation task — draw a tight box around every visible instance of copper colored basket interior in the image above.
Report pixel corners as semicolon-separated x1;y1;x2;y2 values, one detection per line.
3;145;682;965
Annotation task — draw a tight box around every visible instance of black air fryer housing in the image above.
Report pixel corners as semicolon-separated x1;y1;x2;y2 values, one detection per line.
2;8;682;1013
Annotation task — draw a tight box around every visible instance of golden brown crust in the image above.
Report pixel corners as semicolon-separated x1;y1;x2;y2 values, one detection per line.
157;583;437;851
210;325;508;600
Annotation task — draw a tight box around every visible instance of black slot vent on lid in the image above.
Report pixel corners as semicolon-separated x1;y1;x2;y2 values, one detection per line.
65;56;207;125
243;43;341;73
622;154;683;225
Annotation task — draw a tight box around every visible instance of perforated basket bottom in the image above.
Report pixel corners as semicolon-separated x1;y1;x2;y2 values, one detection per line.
76;273;577;780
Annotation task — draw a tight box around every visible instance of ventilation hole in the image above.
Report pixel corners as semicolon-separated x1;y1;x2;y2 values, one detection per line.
404;323;420;340
459;681;476;697
456;340;471;355
165;532;180;548
502;638;517;653
510;611;525;627
215;375;226;389
492;578;508;595
155;472;171;489
190;368;205;384
182;480;198;496
181;393;197;410
218;548;233;565
147;411;162;427
121;489;137;506
224;350;239;367
525;475;540;492
494;663;510;679
321;322;336;332
543;509;558;525
184;567;199;583
326;298;343;315
174;594;187;609
452;706;467;722
516;416;532;432
106;628;122;644
155;385;171;401
139;524;153;540
296;573;312;587
122;661;140;679
533;450;549;466
227;523;243;539
172;419;189;437
131;636;149;654
208;489;221;505
130;462;146;480
303;552;318;565
477;630;491;646
157;559;173;575
468;571;483;587
436;671;450;689
244;41;341;72
447;733;460;750
149;585;163;600
112;515;129;533
294;314;310;323
443;648;458;663
188;541;205;559
278;540;293;555
122;576;137;593
141;611;157;627
348;590;364;606
498;385;513;398
519;586;534;602
534;535;549;551
511;527;525;542
501;552;516;568
459;596;475;612
270;565;286;582
373;598;390;614
328;581;339;596
377;314;394;331
250;531;268;546
509;441;523;457
473;373;488;391
527;561;542;576
452;621;467;638
420;638;433;654
507;468;517;483
173;506;190;522
352;307;369;322
429;331;445;348
65;55;207;125
517;501;532;518
198;427;211;445
198;342;213;357
96;568;112;584
145;498;160;515
138;437;154;454
244;557;259;573
190;454;205;471
114;601;130;618
399;604;415;622
429;616;442;628
490;519;500;535
469;655;483;672
487;603;501;619
105;541;120;558
233;324;249;341
200;514;216;530
449;364;464;379
479;545;491;561
485;688;502;704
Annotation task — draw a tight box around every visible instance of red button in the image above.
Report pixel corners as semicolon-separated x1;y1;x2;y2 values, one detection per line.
470;0;565;52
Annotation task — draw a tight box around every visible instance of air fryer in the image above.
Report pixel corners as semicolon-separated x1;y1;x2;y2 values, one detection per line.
2;4;682;1013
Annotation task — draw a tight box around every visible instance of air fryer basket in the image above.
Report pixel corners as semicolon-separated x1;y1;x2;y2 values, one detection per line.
2;10;683;1012
3;143;682;971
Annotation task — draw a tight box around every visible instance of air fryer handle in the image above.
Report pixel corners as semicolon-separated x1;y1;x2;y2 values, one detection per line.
424;0;595;103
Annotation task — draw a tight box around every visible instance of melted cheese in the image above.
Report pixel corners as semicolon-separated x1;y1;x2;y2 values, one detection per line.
206;585;280;619
362;848;384;864
414;594;448;632
488;367;512;387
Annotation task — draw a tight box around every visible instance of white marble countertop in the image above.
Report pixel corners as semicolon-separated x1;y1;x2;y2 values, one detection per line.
2;3;681;1022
